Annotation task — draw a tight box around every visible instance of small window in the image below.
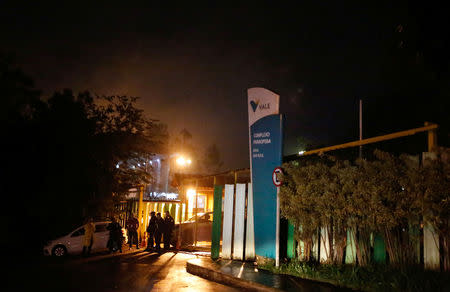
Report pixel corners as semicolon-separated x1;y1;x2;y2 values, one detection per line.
71;228;85;237
95;224;107;233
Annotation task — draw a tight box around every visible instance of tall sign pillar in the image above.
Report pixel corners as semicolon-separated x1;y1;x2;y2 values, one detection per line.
248;87;283;260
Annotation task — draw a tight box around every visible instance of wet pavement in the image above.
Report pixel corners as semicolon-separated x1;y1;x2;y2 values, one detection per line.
188;258;355;292
8;249;238;291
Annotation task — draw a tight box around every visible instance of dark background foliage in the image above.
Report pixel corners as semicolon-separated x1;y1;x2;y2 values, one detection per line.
0;57;166;257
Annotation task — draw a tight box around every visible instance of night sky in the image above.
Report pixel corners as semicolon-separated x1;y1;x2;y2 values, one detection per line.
2;1;449;170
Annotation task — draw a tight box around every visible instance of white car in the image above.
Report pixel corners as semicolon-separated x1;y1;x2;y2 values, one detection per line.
43;221;128;256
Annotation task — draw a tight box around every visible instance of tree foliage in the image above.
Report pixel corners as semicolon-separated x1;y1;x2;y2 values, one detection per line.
280;148;450;269
0;53;42;122
202;143;224;174
1;57;166;252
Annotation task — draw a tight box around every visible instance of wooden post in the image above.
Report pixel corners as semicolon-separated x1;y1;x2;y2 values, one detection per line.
359;99;363;159
137;185;144;242
425;122;437;152
194;179;199;247
176;185;185;250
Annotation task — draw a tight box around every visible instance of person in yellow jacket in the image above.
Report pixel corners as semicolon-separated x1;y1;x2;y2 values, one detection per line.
82;217;95;255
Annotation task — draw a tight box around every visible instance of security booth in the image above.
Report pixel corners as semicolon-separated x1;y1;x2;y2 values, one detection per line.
177;170;251;250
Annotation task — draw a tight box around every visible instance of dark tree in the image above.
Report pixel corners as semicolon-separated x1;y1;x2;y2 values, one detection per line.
202;144;224;174
1;58;166;255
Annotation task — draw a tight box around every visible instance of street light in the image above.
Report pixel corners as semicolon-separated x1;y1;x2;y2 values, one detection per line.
187;188;196;198
176;157;186;166
176;155;192;166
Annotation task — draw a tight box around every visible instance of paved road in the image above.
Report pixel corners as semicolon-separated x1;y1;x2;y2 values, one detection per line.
9;250;238;291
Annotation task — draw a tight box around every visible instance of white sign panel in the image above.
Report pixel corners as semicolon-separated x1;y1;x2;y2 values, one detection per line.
248;87;280;126
222;184;234;259
245;183;255;260
233;184;246;260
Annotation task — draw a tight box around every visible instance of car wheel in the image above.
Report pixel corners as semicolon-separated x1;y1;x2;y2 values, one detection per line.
52;245;67;257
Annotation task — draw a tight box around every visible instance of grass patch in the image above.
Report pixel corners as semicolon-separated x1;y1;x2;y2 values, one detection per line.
258;260;450;291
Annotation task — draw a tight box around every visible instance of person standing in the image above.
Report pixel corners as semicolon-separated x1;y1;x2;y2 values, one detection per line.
126;213;139;249
154;212;164;253
82;217;95;256
146;211;157;251
107;217;123;253
163;211;174;250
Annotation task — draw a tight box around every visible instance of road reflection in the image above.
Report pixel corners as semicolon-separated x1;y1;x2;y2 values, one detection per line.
10;251;237;292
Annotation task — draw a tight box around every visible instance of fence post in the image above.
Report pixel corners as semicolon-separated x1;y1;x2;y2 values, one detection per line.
245;183;255;260
222;184;234;259
211;185;223;260
287;222;295;259
345;228;356;264
373;234;386;263
233;184;246;260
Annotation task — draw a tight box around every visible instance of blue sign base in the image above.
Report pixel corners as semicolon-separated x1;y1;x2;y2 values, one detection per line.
250;114;282;259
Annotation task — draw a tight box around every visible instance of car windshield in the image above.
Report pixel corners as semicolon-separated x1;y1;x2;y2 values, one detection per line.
184;212;213;223
185;213;205;222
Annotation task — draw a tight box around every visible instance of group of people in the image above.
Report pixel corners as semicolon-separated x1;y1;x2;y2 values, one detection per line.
82;216;124;255
125;210;175;252
81;210;175;256
146;211;175;252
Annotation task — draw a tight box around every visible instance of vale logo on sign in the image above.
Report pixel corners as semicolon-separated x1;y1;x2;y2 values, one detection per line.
250;100;270;113
250;100;259;112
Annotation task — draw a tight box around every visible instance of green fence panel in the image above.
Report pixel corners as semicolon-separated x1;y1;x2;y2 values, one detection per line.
373;233;386;263
409;223;421;263
287;221;295;258
211;185;223;260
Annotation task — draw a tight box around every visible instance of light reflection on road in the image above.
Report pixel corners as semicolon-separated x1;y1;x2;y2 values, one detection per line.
13;251;238;292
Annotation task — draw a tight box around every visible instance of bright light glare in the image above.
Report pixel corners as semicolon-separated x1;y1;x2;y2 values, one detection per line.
187;189;196;199
176;156;192;166
176;157;186;165
299;150;305;155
